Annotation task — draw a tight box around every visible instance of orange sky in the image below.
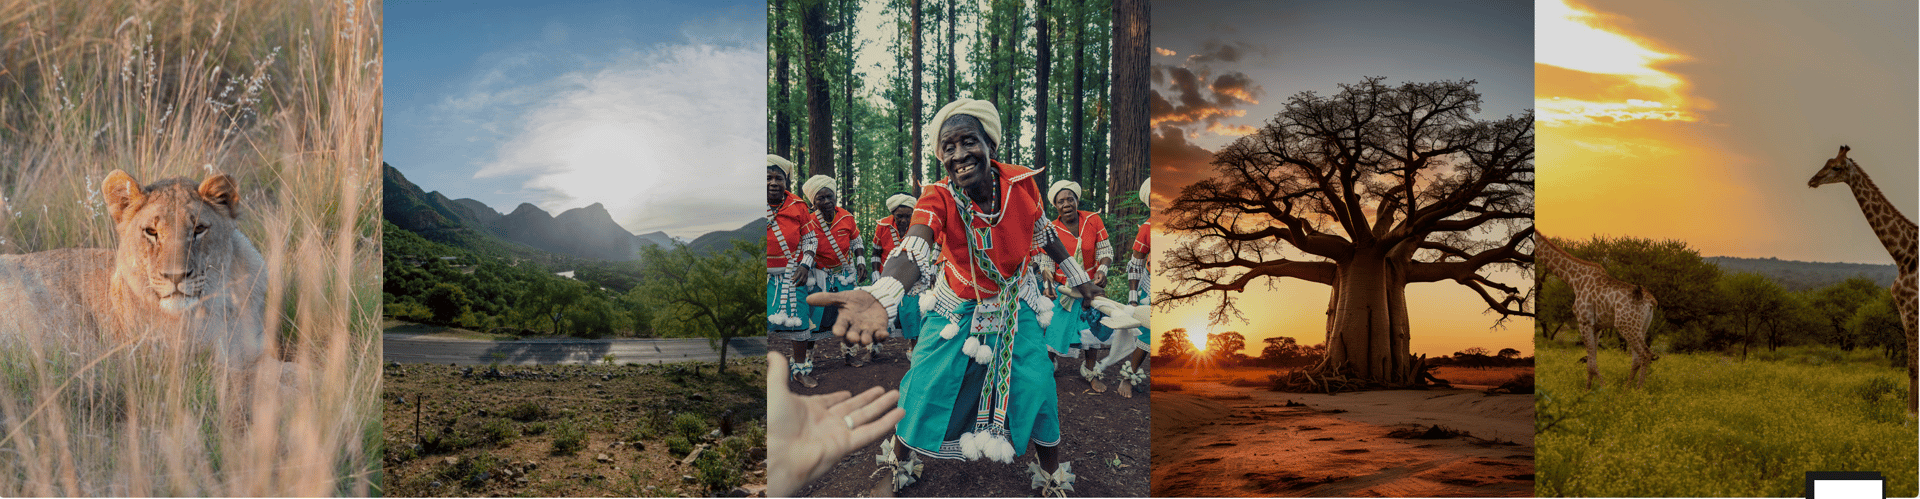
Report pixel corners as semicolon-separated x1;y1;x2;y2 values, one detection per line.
1537;0;1916;263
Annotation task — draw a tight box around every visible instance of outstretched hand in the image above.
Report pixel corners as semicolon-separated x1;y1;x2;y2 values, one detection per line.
805;289;892;344
767;353;905;497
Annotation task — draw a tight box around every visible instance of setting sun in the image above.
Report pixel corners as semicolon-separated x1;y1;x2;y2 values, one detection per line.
1185;325;1210;353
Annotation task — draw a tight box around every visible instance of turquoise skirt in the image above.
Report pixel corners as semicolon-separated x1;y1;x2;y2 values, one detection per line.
766;275;825;341
898;294;923;340
897;302;1061;459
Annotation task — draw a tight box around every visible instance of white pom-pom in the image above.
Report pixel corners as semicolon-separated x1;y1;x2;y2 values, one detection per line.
975;344;994;364
920;293;938;314
959;432;982;460
941;323;960;340
962;336;980;356
1036;307;1053;328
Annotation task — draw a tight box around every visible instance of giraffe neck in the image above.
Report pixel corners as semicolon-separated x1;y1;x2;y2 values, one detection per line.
1843;167;1919;268
1537;236;1597;281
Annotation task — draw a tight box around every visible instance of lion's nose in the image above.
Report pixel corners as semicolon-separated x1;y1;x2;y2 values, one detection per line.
162;269;194;283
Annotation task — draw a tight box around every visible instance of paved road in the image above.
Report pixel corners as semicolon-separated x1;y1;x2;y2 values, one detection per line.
383;334;768;365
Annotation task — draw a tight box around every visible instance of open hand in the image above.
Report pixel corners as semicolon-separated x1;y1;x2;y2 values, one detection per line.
805;289;892;345
768;353;905;497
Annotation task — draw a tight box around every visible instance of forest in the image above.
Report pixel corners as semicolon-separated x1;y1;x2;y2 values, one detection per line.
383;221;764;356
1536;235;1907;362
767;0;1150;274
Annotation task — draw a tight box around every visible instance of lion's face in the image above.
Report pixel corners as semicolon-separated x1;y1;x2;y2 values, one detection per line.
102;170;242;314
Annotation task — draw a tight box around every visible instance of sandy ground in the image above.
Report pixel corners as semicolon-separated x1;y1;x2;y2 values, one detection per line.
1151;367;1534;497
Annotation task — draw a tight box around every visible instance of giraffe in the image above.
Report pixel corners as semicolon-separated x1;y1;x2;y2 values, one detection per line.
1537;233;1659;389
1807;145;1918;414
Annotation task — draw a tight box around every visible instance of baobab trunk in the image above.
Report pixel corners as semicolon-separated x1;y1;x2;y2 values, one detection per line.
1316;249;1416;385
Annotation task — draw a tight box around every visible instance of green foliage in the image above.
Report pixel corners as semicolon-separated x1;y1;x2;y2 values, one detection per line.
1535;344;1917;497
526;421;549;436
665;435;693;457
549;421;586;455
1846;294;1908;367
424;282;473;323
636;240;763;372
673;412;709;440
478;419;518;445
694;445;745;490
1541;235;1720;345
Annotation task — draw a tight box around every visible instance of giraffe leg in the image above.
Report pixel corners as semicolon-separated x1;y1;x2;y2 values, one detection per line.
1580;320;1602;390
1895;272;1916;414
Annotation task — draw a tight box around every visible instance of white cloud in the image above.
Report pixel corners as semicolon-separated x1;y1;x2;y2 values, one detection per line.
464;35;766;237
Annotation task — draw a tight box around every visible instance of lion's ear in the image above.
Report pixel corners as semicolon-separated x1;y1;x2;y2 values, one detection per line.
198;174;240;219
103;169;145;224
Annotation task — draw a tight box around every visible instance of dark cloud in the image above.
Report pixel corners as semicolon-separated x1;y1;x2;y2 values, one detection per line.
1148;66;1262;134
1184;40;1260;64
1148;125;1219;223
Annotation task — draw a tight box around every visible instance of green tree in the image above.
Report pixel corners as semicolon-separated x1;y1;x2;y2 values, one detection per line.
424;282;472;324
1719;272;1795;357
1807;277;1885;350
637;240;764;373
1543;235;1722;347
1848;293;1907;367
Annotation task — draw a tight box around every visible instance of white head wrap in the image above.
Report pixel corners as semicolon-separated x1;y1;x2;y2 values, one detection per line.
886;193;916;211
802;175;837;203
1047;180;1083;205
925;98;1003;160
1140;178;1150;206
768;154;796;184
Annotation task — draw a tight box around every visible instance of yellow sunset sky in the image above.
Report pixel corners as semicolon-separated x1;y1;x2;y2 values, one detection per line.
1537;0;1916;263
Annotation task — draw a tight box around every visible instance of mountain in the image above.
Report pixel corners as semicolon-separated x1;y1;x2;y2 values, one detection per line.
689;218;766;254
384;163;758;262
1707;256;1897;291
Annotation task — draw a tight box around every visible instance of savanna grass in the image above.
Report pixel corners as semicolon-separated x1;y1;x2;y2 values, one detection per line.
0;0;381;495
1536;343;1917;497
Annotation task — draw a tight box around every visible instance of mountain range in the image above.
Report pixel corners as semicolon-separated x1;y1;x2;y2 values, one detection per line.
383;163;760;261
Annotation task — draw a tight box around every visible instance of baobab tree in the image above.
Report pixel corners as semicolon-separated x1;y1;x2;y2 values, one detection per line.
1159;77;1534;386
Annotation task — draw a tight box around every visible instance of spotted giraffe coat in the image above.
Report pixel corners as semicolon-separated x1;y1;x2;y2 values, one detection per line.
1809;145;1917;414
1538;234;1658;389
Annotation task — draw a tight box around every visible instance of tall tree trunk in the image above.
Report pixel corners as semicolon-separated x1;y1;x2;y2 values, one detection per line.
841;2;855;185
1033;0;1050;181
802;0;837;179
1070;0;1087;194
945;0;956;103
910;0;923;188
774;0;792;158
1316;248;1416;385
1108;0;1147;217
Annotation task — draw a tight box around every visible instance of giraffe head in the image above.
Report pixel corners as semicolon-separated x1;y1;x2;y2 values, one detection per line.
1807;145;1856;188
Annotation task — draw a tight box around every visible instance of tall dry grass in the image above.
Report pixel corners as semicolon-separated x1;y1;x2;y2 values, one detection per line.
0;0;380;495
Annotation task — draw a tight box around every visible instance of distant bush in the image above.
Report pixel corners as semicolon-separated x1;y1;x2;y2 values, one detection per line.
550;422;585;455
666;435;693;457
673;412;708;440
479;419;518;444
505;401;548;421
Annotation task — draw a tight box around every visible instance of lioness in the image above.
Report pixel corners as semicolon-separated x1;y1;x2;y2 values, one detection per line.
0;170;268;367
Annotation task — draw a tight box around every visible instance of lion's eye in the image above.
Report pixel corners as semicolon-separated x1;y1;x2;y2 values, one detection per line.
144;227;158;238
194;225;208;236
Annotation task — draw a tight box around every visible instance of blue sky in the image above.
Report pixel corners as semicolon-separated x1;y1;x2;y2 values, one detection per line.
385;0;765;238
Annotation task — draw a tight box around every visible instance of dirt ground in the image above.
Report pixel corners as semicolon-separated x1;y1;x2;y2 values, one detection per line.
382;358;768;497
1151;367;1534;497
772;338;1150;497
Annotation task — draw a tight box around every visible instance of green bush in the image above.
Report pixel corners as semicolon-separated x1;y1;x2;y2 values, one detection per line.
1854;376;1902;402
694;448;744;490
666;435;693;457
550;422;586;455
673;412;708;440
479;419;518;444
504;401;548;421
526;421;549;436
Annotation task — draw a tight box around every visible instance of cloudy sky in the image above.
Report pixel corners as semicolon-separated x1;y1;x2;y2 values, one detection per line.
385;0;765;238
1151;0;1535;358
1536;0;1915;264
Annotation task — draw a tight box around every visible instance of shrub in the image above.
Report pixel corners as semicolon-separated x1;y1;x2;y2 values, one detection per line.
550;422;586;455
666;435;693;457
673;412;708;440
526;421;549;436
1854;376;1902;402
479;419;518;444
694;448;744;490
505;401;548;421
